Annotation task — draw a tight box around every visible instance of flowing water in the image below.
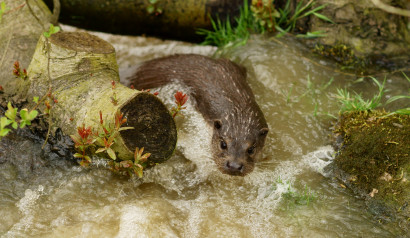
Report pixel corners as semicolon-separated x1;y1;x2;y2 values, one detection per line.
1;27;409;237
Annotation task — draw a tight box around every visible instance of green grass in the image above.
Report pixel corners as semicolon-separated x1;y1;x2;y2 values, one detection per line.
275;0;334;37
336;77;385;113
197;0;333;47
336;75;410;115
196;0;259;48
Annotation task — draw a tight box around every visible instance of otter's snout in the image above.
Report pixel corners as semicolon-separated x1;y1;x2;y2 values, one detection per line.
224;160;244;175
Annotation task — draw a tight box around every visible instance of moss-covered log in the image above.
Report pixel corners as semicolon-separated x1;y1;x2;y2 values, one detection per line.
43;0;244;42
0;0;53;97
24;32;177;163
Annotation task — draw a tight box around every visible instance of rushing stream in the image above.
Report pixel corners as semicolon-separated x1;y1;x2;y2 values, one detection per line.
0;26;409;237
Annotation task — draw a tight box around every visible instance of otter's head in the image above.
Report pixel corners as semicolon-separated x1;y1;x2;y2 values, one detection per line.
210;110;269;176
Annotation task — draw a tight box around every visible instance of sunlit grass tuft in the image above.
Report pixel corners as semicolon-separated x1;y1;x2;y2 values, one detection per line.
197;0;333;47
336;77;385;113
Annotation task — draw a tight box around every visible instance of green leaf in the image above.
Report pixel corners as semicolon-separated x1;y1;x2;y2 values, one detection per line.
33;96;39;104
44;24;60;38
84;155;91;162
402;72;410;83
0;128;11;137
52;26;60;34
296;31;327;38
107;148;116;160
146;5;154;14
27;110;38;120
5;102;17;121
95;147;106;153
134;167;143;178
11;121;18;129
140;153;151;162
120;160;132;168
93;137;102;146
394;108;410;115
0;117;12;129
73;153;85;158
312;12;335;24
19;120;28;128
20;108;28;120
386;95;410;104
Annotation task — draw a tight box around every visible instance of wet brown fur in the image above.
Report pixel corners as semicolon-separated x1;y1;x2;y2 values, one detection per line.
128;54;268;176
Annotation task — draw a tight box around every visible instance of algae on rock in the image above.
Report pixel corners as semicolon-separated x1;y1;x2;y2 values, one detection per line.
332;110;409;228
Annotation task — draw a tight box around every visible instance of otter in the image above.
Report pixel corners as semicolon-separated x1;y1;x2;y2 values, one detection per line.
127;54;268;176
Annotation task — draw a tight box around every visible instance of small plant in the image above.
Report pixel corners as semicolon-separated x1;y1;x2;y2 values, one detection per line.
251;0;280;32
94;110;133;160
70;124;95;166
335;75;409;115
171;91;188;118
197;0;258;47
274;0;333;37
146;0;163;16
336;77;385;113
12;61;27;80
197;0;333;47
0;86;58;140
0;101;38;139
43;23;60;38
110;147;151;178
69;110;150;178
1;61;58;141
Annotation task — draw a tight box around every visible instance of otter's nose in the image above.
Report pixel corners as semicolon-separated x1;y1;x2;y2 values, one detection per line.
225;160;244;174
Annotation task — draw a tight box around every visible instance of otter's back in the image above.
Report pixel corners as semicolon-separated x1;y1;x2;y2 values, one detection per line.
128;54;259;121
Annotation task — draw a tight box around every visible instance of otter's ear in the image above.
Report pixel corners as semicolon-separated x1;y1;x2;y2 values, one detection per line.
214;120;222;130
259;128;269;136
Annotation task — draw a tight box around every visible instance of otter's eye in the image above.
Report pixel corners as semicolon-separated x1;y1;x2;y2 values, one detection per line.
220;140;227;150
247;145;255;155
260;128;269;136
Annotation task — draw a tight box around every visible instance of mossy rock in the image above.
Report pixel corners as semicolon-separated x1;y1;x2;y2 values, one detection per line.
332;110;409;229
300;0;410;72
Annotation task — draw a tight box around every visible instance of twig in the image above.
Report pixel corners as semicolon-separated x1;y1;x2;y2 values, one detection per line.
371;0;410;17
50;0;60;25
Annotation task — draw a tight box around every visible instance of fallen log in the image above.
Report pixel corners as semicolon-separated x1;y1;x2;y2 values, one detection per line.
26;32;177;163
0;0;177;166
43;0;245;42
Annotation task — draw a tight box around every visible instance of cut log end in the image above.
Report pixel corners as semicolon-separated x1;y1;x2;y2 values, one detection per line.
120;93;177;166
50;32;115;54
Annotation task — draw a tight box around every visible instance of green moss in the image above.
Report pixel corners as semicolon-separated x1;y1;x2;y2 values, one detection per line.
334;110;409;217
313;43;368;71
